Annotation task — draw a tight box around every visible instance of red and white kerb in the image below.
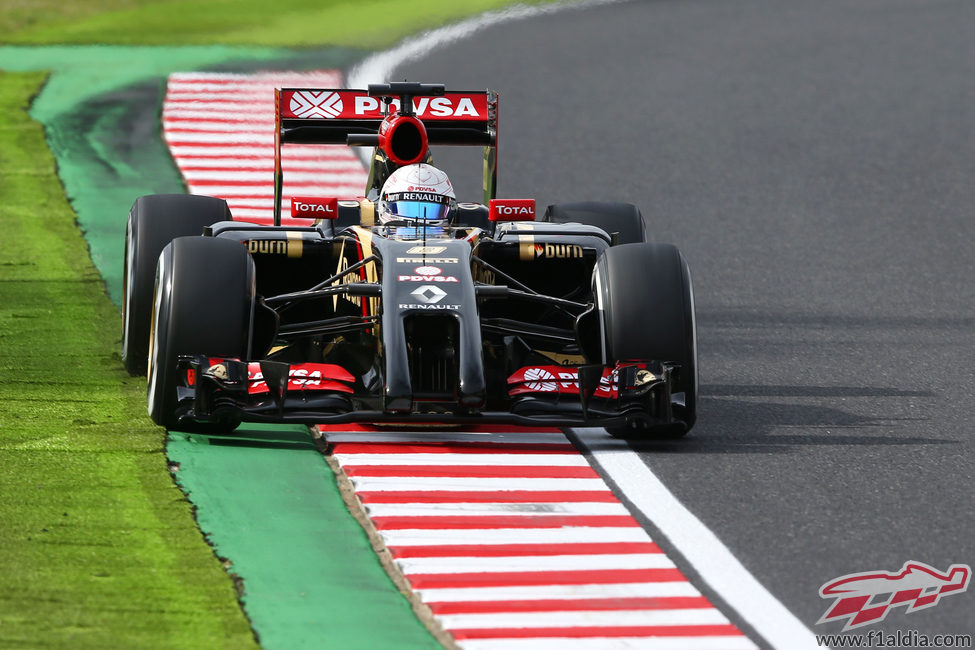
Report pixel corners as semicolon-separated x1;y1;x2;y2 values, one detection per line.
321;425;757;650
162;71;368;224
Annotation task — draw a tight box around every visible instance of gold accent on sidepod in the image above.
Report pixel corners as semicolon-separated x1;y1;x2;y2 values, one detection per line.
359;199;376;227
286;231;303;258
351;226;379;317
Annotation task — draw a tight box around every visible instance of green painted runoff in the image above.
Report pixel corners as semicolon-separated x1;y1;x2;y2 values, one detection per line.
0;1;551;646
169;426;439;650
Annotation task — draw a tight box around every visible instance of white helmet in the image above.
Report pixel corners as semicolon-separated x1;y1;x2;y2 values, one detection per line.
377;163;456;226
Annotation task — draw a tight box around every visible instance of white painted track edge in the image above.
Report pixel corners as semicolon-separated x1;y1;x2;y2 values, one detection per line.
571;428;822;649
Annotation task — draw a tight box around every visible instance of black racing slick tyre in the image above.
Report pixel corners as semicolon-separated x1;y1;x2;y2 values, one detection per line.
147;236;254;433
543;201;647;245
594;242;697;437
122;194;233;376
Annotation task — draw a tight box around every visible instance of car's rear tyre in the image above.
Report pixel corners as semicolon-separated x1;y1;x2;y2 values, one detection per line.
594;242;697;438
543;201;647;245
122;194;232;376
148;236;254;433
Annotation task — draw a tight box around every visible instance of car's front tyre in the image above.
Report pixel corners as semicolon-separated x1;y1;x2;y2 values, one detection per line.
122;194;233;376
148;236;254;433
593;242;697;438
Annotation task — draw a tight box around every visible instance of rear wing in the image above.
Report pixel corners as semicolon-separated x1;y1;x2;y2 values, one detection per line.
274;87;499;225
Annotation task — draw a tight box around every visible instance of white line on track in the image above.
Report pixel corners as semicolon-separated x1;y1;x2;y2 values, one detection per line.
571;428;822;649
347;0;622;88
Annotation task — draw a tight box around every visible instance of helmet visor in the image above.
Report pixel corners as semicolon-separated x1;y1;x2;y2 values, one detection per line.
381;191;453;223
384;200;451;222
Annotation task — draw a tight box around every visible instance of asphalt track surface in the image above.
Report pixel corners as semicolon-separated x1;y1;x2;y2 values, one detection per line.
390;0;975;640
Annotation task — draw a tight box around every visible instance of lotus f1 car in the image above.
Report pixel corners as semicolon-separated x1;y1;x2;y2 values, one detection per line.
122;82;697;438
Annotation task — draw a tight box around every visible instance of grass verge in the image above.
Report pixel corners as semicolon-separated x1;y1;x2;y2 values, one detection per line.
1;0;552;48
0;69;258;649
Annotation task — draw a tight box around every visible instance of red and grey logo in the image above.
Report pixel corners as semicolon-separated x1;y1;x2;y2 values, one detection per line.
818;561;970;630
289;91;343;119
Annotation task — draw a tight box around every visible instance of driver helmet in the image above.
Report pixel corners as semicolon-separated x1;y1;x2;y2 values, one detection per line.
377;163;456;226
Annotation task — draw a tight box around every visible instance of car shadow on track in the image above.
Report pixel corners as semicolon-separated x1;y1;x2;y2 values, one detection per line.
610;383;955;455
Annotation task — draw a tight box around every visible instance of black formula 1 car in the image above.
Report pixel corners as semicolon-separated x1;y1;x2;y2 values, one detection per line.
122;82;697;438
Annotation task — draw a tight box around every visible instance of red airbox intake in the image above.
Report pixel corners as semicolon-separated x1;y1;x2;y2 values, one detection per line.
378;114;429;166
